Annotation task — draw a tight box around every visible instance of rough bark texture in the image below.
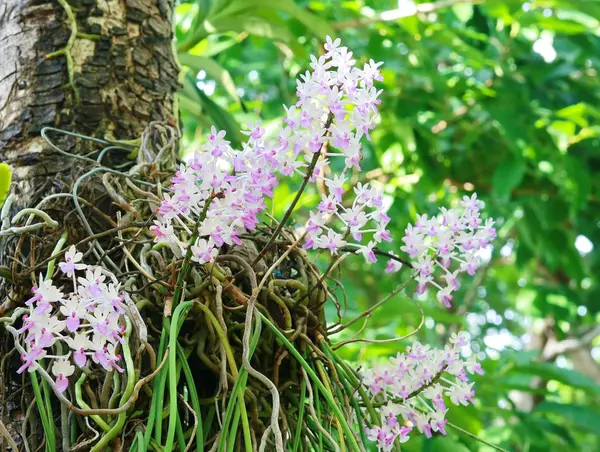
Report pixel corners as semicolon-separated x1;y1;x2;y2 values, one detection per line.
0;3;178;444
0;0;179;205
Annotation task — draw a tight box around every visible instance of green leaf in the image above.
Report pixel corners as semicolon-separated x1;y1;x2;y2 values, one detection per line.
190;37;244;58
271;0;334;39
209;0;233;16
514;362;600;395
555;103;588;128
0;163;11;204
564;156;591;213
177;91;204;117
522;15;589;34
178;10;292;52
179;53;240;104
452;4;473;23
431;435;470;452
214;0;334;39
445;405;483;437
521;414;576;445
536;402;600;433
208;15;293;41
379;143;404;172
183;73;242;148
193;0;212;27
492;156;525;201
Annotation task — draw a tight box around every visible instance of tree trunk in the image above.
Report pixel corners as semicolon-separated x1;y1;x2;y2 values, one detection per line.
0;1;178;447
0;0;179;206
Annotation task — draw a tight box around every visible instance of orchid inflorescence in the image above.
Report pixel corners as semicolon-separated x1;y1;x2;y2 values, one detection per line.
151;36;390;266
401;194;496;307
14;245;128;392
361;333;483;451
152;36;495;300
146;37;496;448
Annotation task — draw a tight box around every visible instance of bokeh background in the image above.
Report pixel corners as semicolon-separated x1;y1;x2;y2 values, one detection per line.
174;0;600;450
2;0;599;450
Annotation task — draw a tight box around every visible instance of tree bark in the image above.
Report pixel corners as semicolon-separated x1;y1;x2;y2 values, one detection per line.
0;0;179;206
0;1;178;447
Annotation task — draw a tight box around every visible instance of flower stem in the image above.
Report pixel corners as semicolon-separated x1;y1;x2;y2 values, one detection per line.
172;197;212;313
252;112;335;266
447;421;511;452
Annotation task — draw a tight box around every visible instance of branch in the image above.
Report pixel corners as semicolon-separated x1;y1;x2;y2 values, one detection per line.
252;113;334;266
328;272;417;335
542;324;600;361
371;363;448;409
340;246;413;268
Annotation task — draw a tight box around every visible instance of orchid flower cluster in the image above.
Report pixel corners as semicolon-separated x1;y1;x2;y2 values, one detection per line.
15;246;127;392
284;37;391;259
401;194;496;308
151;124;274;263
151;36;387;266
361;333;483;451
147;37;496;450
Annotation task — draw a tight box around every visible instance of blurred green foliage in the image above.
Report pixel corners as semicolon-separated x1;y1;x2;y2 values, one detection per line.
1;0;594;450
174;0;600;450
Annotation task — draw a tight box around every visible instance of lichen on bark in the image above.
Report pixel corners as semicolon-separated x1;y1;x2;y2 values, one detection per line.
0;0;180;206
